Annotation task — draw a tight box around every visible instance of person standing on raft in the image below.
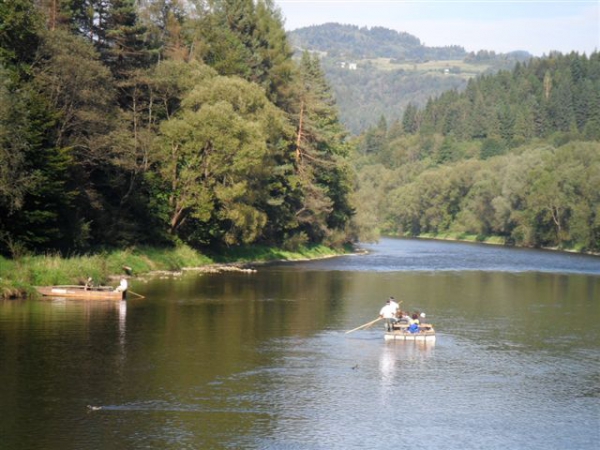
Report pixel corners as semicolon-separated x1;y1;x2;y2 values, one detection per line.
379;299;398;332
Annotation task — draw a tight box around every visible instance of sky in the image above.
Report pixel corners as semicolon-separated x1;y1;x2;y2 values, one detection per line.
274;0;600;56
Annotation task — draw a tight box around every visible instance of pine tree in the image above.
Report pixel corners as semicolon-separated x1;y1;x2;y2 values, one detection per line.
198;0;295;108
293;52;354;244
402;103;419;134
0;0;42;71
100;0;154;76
0;0;79;253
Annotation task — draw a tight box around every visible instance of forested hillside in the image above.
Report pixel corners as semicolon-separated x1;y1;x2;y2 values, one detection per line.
289;23;468;61
0;0;355;257
352;52;600;252
288;23;531;134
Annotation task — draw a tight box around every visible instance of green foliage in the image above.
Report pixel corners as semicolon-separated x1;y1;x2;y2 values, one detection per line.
0;0;42;69
292;52;356;244
480;138;506;159
354;136;600;252
0;66;40;215
0;0;356;257
196;0;295;108
408;52;600;143
290;23;466;61
325;63;468;135
288;23;531;134
351;51;600;253
0;244;214;292
0;242;348;297
210;241;343;263
155;73;289;246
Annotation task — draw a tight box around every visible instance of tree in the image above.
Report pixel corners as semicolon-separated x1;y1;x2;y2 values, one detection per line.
0;67;40;217
191;0;295;109
0;1;80;253
480;138;506;160
0;0;42;70
546;75;576;132
455;167;499;235
100;0;155;77
402;103;419;134
583;80;600;140
293;51;354;244
361;115;388;154
155;73;289;245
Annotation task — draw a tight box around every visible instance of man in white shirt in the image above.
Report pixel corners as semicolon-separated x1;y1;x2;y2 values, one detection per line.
379;300;398;332
115;277;128;294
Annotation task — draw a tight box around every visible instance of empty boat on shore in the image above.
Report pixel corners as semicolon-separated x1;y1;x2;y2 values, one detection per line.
35;285;125;300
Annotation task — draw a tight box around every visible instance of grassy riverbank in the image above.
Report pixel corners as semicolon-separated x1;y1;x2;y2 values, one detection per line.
413;232;593;254
417;232;507;246
0;244;348;299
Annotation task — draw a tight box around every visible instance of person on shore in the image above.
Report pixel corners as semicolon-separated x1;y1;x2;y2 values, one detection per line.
379;300;398;332
115;277;128;294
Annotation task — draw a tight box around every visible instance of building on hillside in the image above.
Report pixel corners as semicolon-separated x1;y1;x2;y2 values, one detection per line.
340;62;358;70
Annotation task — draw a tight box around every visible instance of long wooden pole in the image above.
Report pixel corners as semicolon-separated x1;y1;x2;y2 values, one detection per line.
345;317;382;334
127;290;145;299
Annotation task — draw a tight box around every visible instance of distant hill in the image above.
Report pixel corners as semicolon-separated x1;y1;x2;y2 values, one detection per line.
289;22;467;60
288;23;532;134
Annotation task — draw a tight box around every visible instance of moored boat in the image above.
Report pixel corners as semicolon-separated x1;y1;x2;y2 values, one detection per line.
384;323;436;341
35;285;125;300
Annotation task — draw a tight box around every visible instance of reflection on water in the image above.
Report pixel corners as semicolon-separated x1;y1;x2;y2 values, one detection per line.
379;342;397;384
0;238;599;450
379;340;435;386
118;300;127;343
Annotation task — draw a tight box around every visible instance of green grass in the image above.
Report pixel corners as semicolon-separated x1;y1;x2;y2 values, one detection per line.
363;58;491;78
418;232;507;245
211;243;344;263
1;243;346;299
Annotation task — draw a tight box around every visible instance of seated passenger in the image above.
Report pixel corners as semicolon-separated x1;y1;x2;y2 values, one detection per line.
408;313;420;333
398;311;410;324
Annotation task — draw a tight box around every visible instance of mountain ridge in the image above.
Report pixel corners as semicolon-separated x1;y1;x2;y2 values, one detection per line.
288;23;532;134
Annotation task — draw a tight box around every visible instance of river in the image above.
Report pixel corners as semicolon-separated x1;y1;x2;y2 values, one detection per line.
0;238;599;449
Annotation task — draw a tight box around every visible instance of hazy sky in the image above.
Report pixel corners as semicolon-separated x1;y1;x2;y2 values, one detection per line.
275;1;600;56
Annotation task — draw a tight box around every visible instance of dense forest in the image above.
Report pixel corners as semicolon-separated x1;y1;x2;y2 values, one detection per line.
289;23;532;134
0;0;356;257
320;62;468;135
353;52;600;252
2;2;598;259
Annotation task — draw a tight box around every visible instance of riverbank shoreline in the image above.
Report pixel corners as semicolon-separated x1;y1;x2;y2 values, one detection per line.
398;232;600;256
0;244;353;300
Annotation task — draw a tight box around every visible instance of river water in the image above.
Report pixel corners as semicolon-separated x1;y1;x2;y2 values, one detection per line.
1;238;599;449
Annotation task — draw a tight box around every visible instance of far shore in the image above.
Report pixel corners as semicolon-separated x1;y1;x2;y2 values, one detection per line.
389;233;600;256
